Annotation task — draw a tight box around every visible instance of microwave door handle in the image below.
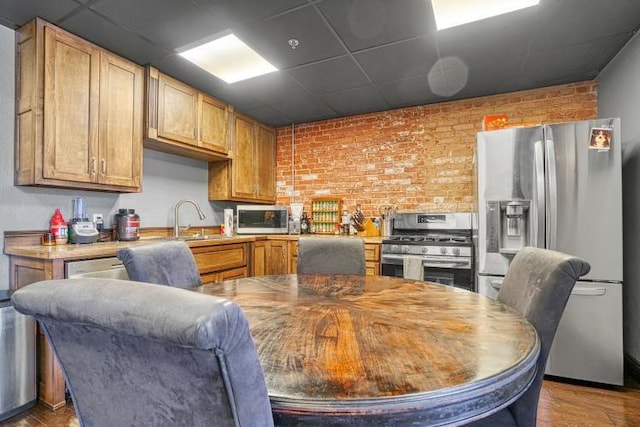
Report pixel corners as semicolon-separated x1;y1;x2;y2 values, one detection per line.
533;139;545;248
546;136;557;250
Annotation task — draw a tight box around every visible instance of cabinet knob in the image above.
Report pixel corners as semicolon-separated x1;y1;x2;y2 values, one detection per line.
90;158;96;175
101;159;106;175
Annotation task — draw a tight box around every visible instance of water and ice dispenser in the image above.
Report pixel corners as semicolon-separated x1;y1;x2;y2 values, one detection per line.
485;200;530;256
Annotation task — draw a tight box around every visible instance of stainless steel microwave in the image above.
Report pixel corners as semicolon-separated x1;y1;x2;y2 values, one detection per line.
236;205;289;234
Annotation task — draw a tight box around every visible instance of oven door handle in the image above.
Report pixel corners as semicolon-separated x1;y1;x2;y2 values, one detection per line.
423;261;471;269
382;254;470;269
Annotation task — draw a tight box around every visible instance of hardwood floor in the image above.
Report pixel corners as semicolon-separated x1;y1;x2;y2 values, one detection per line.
2;378;640;426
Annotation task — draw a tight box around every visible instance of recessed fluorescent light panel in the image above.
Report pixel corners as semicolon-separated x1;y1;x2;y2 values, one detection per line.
431;0;539;30
179;34;277;84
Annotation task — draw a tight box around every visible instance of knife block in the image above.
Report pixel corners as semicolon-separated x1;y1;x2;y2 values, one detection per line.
357;218;380;237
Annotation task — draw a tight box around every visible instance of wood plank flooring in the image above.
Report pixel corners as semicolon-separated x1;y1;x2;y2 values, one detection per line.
2;378;640;426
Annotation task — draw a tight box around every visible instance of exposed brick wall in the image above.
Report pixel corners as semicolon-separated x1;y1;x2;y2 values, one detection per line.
275;81;597;217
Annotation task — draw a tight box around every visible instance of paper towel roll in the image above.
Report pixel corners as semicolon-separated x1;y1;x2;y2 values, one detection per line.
223;209;233;237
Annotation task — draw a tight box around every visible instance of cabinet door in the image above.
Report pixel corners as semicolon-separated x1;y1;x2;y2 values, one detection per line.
252;241;267;277
98;52;143;188
267;240;288;275
157;73;197;145
255;123;276;202
231;113;257;199
199;94;228;154
43;26;99;183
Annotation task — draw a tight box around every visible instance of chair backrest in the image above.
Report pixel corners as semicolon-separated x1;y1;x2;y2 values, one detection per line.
11;278;274;427
117;240;202;288
498;247;590;426
297;237;366;275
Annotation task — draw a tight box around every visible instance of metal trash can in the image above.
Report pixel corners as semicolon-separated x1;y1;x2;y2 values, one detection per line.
0;290;36;421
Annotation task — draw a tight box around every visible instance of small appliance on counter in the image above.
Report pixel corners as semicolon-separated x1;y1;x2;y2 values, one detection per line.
236;205;288;234
67;197;99;244
288;203;302;235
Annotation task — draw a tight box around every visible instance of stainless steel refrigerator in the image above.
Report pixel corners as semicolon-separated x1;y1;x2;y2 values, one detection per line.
475;118;624;386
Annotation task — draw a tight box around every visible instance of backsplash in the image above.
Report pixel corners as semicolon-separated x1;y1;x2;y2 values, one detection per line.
275;81;597;216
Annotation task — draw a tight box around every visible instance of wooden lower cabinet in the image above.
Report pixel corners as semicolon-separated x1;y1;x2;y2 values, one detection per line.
287;240;380;275
9;256;67;409
192;243;248;284
252;240;289;276
365;243;381;276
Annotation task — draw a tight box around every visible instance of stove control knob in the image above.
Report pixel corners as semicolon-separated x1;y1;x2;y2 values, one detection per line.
391;245;399;253
402;245;410;254
452;247;460;256
440;247;448;255
421;247;429;254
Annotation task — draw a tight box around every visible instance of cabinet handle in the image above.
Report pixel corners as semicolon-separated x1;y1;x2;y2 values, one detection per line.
90;157;96;175
101;159;106;175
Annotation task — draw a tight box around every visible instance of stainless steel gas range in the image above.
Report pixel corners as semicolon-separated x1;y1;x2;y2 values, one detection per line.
381;212;474;291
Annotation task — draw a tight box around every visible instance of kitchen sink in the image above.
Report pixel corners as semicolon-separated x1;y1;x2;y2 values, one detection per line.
138;235;228;242
170;235;227;241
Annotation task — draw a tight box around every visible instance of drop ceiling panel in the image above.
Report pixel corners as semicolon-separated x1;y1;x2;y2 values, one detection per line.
529;0;640;52
0;0;80;28
354;35;439;84
233;72;312;105
433;16;534;68
270;94;336;123
193;0;309;28
233;6;347;69
522;34;631;84
243;105;293;127
287;56;370;94
89;0;226;51
62;10;170;64
376;75;440;108
319;86;389;116
317;0;434;51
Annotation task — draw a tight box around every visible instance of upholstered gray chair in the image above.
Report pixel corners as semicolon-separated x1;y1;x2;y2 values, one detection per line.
470;247;590;427
117;240;202;288
11;278;274;427
297;237;366;275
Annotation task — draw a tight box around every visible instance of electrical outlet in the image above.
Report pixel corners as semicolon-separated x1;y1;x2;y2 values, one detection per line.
92;214;104;231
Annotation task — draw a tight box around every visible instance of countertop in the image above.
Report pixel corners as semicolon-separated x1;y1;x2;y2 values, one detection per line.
3;234;383;261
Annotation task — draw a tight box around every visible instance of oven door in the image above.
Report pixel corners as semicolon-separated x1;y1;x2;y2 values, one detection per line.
381;254;474;292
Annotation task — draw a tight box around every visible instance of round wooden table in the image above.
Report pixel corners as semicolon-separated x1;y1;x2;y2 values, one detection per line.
193;274;539;426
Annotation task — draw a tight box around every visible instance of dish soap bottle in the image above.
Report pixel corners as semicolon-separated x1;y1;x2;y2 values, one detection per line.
50;208;67;245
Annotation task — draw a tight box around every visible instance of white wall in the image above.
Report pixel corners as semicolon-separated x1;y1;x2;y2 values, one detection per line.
0;26;236;289
597;31;640;365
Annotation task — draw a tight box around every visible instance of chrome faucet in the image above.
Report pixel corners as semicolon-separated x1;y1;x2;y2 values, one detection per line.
174;199;206;238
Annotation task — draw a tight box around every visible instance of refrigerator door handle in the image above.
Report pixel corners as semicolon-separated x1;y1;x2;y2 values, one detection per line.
572;287;606;296
534;140;545;247
546;136;558;249
489;279;503;291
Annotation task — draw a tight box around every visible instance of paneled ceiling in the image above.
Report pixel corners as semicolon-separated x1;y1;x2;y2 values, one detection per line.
2;0;640;127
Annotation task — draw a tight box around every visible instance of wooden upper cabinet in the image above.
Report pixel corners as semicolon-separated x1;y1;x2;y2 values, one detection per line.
199;94;228;153
255;123;276;201
145;67;229;161
98;51;143;188
208;111;277;203
232;112;259;200
157;72;198;146
15;18;142;192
